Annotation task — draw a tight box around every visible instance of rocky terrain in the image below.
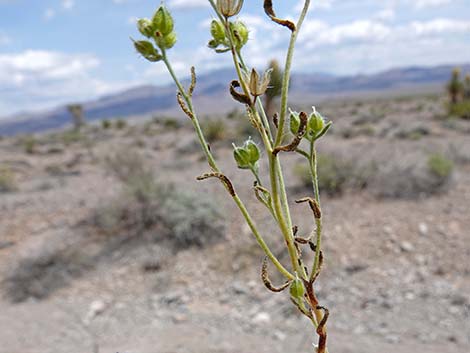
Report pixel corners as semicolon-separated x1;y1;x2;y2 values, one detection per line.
0;92;469;353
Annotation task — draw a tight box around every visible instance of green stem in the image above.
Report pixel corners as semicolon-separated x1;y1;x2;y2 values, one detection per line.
219;14;303;277
309;140;323;279
275;0;311;147
161;49;293;280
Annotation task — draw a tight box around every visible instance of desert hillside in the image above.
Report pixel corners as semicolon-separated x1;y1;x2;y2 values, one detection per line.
1;92;469;353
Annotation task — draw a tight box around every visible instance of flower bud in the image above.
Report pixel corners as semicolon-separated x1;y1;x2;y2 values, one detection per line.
290;276;305;300
133;40;162;62
152;6;174;36
210;20;226;43
289;110;301;135
308;107;325;137
217;0;244;18
248;68;271;97
137;18;155;38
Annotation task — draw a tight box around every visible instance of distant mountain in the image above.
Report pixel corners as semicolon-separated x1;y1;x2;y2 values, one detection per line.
1;63;469;136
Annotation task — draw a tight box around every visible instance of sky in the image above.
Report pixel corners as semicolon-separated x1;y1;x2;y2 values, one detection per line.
0;0;469;116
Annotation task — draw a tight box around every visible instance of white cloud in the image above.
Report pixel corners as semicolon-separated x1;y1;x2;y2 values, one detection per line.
43;8;56;21
0;32;11;45
0;50;128;116
375;8;395;22
295;0;333;12
411;19;470;36
414;0;452;9
62;0;75;10
169;0;209;9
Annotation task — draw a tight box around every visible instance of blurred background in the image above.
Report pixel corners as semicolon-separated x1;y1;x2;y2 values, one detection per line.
0;1;469;353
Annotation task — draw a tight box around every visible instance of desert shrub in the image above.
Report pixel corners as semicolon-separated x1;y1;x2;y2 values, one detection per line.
294;155;373;196
395;125;431;140
236;118;257;138
158;189;225;249
22;135;37;154
162;117;182;129
62;130;83;145
115;119;127;129
449;101;470;120
102;119;111;129
98;149;225;248
0;166;18;192
371;152;454;199
428;153;454;179
201;119;226;143
3;250;83;303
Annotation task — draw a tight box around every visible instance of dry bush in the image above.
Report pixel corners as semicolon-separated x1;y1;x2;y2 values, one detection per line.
0;166;18;192
97;149;225;249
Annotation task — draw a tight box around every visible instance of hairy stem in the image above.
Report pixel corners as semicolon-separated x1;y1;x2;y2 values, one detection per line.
309;140;323;279
161;50;293;280
275;0;311;146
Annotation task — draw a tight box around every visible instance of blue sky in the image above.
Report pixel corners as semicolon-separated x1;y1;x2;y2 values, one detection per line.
0;0;469;116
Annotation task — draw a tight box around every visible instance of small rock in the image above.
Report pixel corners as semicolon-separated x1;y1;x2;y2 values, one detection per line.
273;330;287;341
400;241;414;252
172;313;188;323
418;222;428;236
84;300;107;324
232;282;249;295
252;312;271;325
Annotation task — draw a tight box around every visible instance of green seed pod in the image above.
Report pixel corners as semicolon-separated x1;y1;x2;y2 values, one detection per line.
152;6;174;36
233;145;251;169
244;139;260;164
133;40;162;62
162;32;177;49
210;20;226;43
289;110;301;135
308;108;325;137
137;18;155;38
231;21;249;50
290;276;305;300
233;139;260;170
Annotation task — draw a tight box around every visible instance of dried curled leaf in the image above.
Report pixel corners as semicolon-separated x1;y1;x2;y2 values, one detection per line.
261;257;291;293
197;172;235;196
263;0;296;31
188;66;197;97
273;111;308;155
177;92;194;119
295;197;322;219
229;80;252;106
316;306;329;353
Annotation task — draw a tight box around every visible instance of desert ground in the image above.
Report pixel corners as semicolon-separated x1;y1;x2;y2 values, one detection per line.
0;92;469;353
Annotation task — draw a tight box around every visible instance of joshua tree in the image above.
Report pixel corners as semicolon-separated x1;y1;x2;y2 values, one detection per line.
264;59;283;119
447;68;463;105
67;104;85;131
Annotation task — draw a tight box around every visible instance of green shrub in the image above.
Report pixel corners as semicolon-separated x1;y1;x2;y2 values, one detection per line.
428;153;454;178
115;119;127;129
449;101;470;120
22;135;36;154
202;119;226;143
0;166;18;192
102;119;111;129
61;130;82;145
162;117;181;129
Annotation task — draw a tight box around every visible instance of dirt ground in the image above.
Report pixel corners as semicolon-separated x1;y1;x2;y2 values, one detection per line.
0;93;469;353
